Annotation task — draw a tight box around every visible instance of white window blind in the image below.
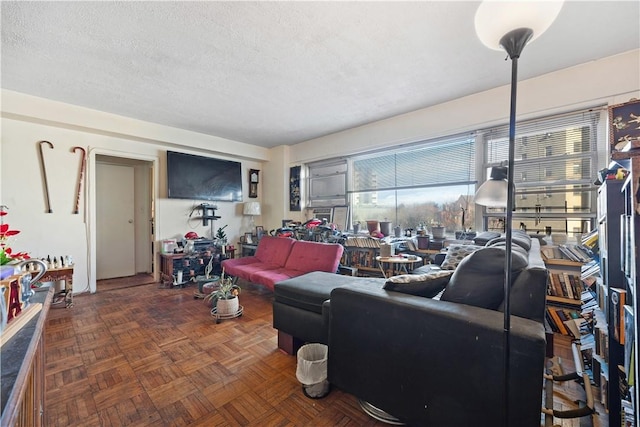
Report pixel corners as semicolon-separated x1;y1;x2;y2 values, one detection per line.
352;134;476;192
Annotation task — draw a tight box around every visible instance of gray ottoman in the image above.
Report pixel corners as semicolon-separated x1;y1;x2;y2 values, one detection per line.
273;271;385;354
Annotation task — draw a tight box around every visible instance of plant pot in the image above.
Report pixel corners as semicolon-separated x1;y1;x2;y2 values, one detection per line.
431;226;445;239
366;220;380;234
379;222;392;236
216;297;239;316
417;235;430;249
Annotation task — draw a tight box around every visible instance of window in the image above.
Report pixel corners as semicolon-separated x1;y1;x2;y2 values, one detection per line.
349;134;476;233
307;159;347;208
480;108;601;237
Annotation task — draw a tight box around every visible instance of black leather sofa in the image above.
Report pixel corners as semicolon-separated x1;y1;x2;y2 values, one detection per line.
274;234;548;426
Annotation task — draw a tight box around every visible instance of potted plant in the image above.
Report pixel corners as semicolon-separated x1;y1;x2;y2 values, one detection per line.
204;274;240;316
430;222;446;239
215;225;228;247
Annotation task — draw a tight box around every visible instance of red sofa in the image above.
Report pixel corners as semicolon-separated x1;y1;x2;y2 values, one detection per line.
221;236;344;291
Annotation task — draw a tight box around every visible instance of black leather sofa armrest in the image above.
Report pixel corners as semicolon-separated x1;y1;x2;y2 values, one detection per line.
328;285;546;427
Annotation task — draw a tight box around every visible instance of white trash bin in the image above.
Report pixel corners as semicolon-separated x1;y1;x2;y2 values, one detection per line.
296;343;330;398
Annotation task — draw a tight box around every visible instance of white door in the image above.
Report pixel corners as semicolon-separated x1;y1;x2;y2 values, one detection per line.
96;163;136;279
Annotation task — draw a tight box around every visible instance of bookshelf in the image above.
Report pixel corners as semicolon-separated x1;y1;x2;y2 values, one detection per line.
596;178;626;426
341;236;383;276
543;248;587;336
613;152;639;427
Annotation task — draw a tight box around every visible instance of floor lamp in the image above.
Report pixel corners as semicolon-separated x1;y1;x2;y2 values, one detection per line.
474;2;563;425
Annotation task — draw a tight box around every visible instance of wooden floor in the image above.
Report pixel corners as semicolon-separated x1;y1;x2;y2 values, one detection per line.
96;273;156;292
44;279;608;426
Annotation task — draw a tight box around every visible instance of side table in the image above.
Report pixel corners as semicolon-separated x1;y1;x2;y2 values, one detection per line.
375;255;422;279
238;242;258;257
40;266;74;308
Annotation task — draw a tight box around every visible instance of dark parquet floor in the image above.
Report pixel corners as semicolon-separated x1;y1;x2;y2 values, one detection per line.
43;279;606;426
44;280;388;426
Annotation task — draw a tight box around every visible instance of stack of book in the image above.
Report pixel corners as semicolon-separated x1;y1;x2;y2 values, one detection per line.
540;243;594;263
343;236;381;248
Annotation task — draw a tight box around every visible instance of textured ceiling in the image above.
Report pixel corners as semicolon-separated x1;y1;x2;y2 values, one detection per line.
1;1;639;148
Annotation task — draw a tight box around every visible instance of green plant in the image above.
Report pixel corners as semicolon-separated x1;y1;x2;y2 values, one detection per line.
216;225;228;241
204;274;240;305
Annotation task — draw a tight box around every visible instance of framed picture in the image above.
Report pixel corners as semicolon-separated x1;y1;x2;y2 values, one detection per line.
249;169;259;198
255;226;265;240
609;98;640;154
331;206;349;232
244;232;254;244
289;166;301;211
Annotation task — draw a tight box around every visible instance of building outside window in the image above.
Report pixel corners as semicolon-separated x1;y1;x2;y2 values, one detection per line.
480;108;602;238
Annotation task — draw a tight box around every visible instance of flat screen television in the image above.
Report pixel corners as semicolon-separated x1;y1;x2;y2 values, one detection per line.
167;151;243;202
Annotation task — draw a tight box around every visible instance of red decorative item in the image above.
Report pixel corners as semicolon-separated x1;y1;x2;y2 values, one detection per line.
7;278;22;321
0;208;30;266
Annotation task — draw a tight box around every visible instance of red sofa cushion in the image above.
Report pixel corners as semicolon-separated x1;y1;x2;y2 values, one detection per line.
249;268;300;291
254;236;296;266
284;241;343;273
222;258;277;278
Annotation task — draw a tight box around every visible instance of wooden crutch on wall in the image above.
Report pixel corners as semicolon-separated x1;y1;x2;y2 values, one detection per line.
37;140;54;213
72;147;86;215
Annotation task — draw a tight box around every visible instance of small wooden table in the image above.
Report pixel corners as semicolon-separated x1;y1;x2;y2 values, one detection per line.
40;266;74;308
375;255;422;279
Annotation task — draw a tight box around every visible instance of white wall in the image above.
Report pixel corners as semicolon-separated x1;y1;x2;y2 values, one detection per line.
287;49;640;163
1;96;265;293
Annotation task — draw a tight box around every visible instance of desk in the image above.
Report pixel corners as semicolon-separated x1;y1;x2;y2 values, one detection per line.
40;266;74;308
376;255;422;279
160;250;234;287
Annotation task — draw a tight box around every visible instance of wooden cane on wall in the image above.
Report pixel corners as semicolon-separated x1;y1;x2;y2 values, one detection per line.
72;147;86;215
37;140;54;213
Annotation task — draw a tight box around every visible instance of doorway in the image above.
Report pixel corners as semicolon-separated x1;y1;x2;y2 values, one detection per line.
95;155;155;289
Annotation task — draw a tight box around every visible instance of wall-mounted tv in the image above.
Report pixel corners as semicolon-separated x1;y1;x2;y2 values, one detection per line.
167;151;243;202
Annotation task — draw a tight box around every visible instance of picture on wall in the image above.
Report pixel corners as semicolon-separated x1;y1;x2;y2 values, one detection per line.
609;98;640;154
290;166;301;211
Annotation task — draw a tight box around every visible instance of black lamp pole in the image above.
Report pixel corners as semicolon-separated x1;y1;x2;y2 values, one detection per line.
498;27;533;427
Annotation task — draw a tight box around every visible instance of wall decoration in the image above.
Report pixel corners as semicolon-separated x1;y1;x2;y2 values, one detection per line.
289;166;301;211
249;169;259;198
609;98;640;155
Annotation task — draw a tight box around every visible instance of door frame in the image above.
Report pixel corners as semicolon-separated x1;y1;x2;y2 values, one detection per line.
89;149;159;293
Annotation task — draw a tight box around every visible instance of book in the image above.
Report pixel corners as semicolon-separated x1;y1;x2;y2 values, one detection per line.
548;308;569;335
563;273;574;299
624;305;635;377
564;318;581;339
610;287;627;344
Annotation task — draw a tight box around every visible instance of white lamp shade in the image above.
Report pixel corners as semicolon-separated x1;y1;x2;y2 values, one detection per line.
475;1;564;50
243;201;261;216
475;179;508;207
